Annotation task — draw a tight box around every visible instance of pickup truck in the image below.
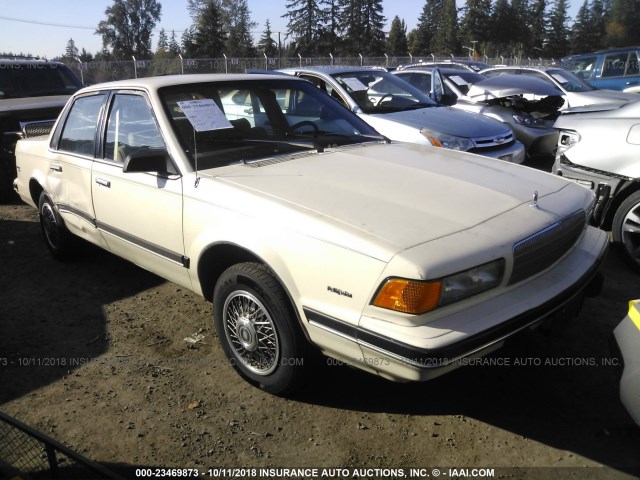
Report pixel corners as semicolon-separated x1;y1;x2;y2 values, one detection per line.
0;59;83;201
14;73;608;394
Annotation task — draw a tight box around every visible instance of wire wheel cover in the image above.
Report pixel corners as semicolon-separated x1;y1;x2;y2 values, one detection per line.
223;291;280;375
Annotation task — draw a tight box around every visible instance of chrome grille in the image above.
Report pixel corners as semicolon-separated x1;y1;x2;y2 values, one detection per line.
21;120;55;138
509;210;586;285
472;131;515;150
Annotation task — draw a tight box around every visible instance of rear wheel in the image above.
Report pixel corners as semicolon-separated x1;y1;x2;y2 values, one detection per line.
213;262;308;395
38;191;78;260
612;191;640;270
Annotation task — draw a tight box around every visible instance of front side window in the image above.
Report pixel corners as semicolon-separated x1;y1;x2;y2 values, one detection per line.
561;56;598;80
58;94;104;156
104;94;165;163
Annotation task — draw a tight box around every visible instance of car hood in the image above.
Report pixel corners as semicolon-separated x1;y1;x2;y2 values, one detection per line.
204;142;573;261
566;90;638;108
367;106;510;137
0;95;70;114
466;75;562;100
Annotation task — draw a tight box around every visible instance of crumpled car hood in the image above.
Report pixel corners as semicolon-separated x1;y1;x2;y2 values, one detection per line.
466;75;562;100
205;142;574;259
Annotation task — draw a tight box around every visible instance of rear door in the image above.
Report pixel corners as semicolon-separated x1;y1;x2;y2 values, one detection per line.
48;92;106;247
91;91;191;289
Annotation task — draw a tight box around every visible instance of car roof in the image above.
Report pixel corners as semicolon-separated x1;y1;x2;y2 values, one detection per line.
399;60;490;71
76;73;300;94
278;66;387;75
0;58;67;66
395;67;481;76
479;65;553;73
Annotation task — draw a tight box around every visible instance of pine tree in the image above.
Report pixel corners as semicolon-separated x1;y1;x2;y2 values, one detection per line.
318;0;340;55
157;28;169;53
193;0;227;57
65;39;79;59
223;0;257;57
414;0;443;55
569;1;592;53
169;30;181;55
283;0;324;55
459;0;491;50
490;0;514;54
606;0;639;45
545;0;570;58
528;0;547;56
258;19;278;57
431;0;459;55
588;0;608;50
386;16;408;56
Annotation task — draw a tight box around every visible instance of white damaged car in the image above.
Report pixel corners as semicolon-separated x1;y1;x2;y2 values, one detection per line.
14;74;607;394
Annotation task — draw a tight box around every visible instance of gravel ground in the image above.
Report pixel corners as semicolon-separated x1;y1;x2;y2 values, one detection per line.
1;195;640;480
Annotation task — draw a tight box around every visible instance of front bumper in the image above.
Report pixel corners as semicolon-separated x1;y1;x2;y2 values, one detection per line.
613;300;640;426
306;226;608;382
474;139;526;164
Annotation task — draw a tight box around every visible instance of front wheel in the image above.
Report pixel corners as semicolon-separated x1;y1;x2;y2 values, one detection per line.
612;190;640;270
38;191;77;260
213;262;308;395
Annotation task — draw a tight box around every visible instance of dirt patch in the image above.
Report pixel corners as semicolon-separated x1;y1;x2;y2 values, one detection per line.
1;199;640;479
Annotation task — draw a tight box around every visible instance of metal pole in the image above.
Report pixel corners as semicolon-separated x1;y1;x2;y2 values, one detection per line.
132;55;137;78
179;53;184;74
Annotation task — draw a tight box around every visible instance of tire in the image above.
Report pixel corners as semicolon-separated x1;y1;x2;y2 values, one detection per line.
213;262;308;395
0;158;13;203
38;191;77;261
612;190;640;270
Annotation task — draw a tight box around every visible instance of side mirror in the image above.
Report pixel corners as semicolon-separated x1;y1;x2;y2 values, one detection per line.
439;93;457;106
123;148;178;175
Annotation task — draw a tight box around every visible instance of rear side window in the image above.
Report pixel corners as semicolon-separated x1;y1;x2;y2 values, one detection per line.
58;95;104;156
602;52;630;78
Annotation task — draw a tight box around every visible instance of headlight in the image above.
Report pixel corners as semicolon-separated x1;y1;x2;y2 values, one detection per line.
373;259;505;314
556;129;581;157
420;128;475;151
512;113;544;127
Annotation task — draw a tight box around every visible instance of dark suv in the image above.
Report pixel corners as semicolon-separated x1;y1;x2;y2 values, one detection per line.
0;59;83;201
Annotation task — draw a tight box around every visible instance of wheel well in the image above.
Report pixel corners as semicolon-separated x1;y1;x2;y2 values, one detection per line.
28;178;44;206
197;243;265;302
601;180;640;230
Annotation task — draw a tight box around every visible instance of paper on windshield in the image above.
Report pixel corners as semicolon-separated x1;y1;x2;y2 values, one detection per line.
177;99;233;132
550;73;569;84
449;75;470;86
341;77;368;92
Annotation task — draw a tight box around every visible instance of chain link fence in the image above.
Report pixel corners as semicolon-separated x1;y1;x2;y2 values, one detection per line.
0;411;124;479
63;55;556;85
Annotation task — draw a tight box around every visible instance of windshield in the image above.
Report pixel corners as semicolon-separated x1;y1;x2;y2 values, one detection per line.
160;78;381;169
442;71;485;95
0;63;83;99
546;69;595;92
330;71;437;114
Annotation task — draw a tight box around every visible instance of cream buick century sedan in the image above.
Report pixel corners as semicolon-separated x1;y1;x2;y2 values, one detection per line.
14;73;608;394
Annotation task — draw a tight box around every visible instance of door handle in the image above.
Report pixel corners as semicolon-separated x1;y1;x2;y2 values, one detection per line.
95;178;111;188
50;165;62;172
